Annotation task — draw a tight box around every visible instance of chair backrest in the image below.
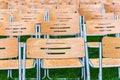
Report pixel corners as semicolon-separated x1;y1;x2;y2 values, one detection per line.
85;20;120;36
41;9;80;35
78;3;103;15
84;13;115;21
0;1;8;9
104;2;120;14
0;22;35;36
0;38;18;59
26;37;85;59
102;37;120;58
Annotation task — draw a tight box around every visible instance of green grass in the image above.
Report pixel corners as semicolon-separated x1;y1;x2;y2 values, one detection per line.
2;67;120;80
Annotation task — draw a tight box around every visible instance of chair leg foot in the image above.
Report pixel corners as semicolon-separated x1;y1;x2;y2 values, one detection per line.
42;69;47;79
47;69;52;80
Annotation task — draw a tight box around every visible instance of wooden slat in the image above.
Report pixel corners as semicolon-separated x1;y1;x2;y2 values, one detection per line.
14;13;44;23
41;9;80;35
0;59;34;69
42;59;83;68
88;42;99;47
0;1;8;9
22;9;46;14
26;2;57;9
0;22;35;36
84;13;115;21
0;9;18;14
102;37;120;58
79;0;106;4
104;2;120;14
90;58;120;67
27;38;85;59
107;0;120;3
58;0;79;5
86;20;120;35
56;4;79;11
0;38;18;59
26;0;57;4
78;4;103;15
8;0;28;9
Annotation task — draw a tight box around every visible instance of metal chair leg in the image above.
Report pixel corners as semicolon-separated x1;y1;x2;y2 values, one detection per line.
47;69;52;80
7;70;13;78
81;68;84;78
42;69;47;80
36;59;39;80
118;67;120;78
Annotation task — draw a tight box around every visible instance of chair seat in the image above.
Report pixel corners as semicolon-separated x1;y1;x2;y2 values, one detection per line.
89;58;120;68
88;42;99;48
42;59;83;69
0;59;34;70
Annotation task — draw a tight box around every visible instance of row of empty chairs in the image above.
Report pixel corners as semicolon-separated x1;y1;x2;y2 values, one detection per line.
1;11;120;80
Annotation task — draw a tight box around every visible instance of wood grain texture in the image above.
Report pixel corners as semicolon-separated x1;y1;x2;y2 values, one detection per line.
79;0;106;4
41;9;80;35
104;2;120;14
0;59;34;69
84;13;115;21
14;13;44;23
78;4;103;15
86;20;120;35
27;38;85;59
0;38;18;59
0;22;35;36
88;42;99;47
102;37;120;58
42;59;83;68
0;9;18;14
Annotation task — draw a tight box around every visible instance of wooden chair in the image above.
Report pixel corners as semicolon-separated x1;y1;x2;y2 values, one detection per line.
25;37;85;80
41;8;83;80
84;13;115;48
78;4;109;48
89;37;120;80
78;4;104;36
0;22;35;80
84;19;120;80
41;9;80;36
23;8;85;80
